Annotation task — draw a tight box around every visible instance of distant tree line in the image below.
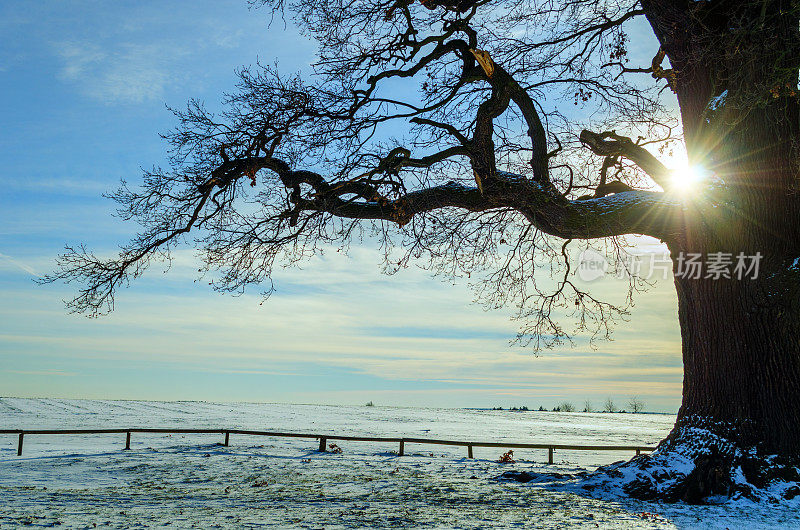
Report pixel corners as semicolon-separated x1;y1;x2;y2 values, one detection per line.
492;396;645;413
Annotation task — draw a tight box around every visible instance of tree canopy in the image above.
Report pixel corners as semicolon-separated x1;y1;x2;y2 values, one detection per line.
45;0;696;350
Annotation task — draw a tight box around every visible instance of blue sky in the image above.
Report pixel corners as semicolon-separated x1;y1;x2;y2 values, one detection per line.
0;1;684;411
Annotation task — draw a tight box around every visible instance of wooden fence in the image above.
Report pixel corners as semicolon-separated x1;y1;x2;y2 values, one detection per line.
0;428;656;464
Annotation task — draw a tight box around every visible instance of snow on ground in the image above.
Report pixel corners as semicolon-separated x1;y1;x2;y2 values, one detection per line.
0;398;797;528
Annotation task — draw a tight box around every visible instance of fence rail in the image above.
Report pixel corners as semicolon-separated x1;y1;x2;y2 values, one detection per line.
0;428;656;463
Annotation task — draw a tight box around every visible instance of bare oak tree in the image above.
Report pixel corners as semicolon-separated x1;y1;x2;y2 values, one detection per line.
628;395;644;413
43;0;800;502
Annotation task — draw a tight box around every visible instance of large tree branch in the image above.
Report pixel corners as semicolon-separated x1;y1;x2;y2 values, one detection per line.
579;129;672;189
237;155;682;239
468;48;550;184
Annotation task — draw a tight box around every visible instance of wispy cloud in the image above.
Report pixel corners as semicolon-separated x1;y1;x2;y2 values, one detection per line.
56;41;184;104
0;252;39;277
5;370;78;377
46;2;311;105
3;177;109;196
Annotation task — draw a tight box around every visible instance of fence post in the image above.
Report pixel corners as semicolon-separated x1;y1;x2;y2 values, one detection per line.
17;432;24;456
399;440;404;456
467;445;474;459
124;431;131;450
548;446;554;464
318;437;327;452
224;432;230;447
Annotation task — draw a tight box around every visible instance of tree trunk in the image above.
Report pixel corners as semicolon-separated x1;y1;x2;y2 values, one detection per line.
598;5;800;496
669;263;800;459
636;0;800;485
606;251;800;503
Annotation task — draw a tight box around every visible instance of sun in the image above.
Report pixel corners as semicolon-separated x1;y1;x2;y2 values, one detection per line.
660;145;706;193
671;164;705;192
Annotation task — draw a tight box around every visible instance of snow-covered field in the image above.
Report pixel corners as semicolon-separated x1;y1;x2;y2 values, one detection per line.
0;398;796;528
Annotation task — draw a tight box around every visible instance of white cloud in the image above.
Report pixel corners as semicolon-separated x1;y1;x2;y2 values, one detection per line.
56;41;182;103
5;369;77;377
0;252;39;277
